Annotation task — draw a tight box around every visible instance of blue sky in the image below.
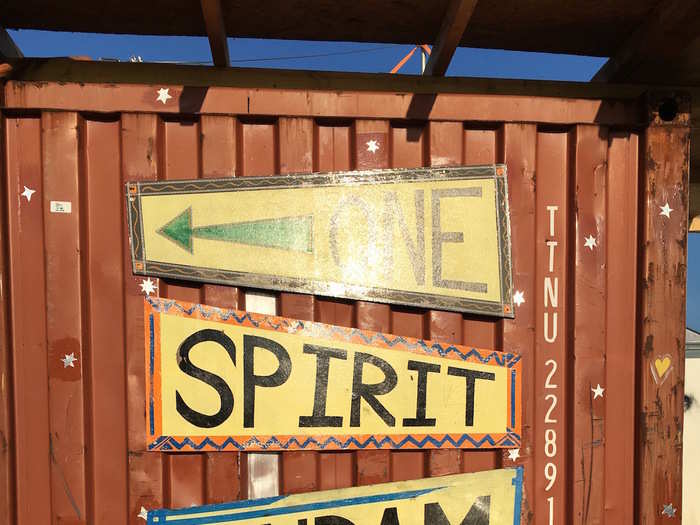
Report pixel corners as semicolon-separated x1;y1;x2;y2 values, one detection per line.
8;30;699;329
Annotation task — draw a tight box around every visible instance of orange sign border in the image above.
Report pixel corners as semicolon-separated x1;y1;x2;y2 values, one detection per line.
145;297;522;452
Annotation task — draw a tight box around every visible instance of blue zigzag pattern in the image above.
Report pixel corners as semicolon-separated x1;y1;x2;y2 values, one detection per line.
148;298;518;366
149;430;521;452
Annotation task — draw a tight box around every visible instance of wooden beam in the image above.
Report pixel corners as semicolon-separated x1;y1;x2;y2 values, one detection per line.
423;0;478;77
637;95;689;523
592;0;700;82
200;0;229;67
0;28;22;59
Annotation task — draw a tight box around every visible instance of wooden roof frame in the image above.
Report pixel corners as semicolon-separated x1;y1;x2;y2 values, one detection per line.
424;0;478;76
200;0;229;67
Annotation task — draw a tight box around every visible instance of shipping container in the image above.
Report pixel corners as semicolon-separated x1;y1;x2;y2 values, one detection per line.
0;60;690;524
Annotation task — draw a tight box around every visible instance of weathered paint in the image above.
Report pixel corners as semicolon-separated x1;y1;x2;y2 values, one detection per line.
145;297;521;451
637;94;689;523
0;69;689;525
127;166;513;316
146;468;523;525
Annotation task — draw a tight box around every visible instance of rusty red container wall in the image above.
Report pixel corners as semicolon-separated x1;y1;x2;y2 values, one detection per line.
0;78;688;524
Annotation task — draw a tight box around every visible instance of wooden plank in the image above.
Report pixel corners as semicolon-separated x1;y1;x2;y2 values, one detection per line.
350;120;394;488
315;122;351;173
356;119;423;485
0;116;14;525
238;120;281;500
571;124;607;524
200;0;230;67
82;117;129;524
5;115;52;524
501;123;537;515
164;455;205;508
158;116;206;509
426;120;464;477
604;130;639;524
314;119;361;490
424;0;478;76
42;112;88;524
0;57;665;101
243;291;280;500
200;114;243;505
238;119;278;176
315;297;355;491
462;128;502;392
121;113;165;524
637;95;690;523
1;77;642;127
278;116;319;496
534;130;570;525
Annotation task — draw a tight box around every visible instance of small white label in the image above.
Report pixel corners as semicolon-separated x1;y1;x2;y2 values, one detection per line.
50;201;72;213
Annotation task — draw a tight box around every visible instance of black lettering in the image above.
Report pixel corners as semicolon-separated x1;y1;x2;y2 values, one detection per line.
175;329;236;428
350;352;397;427
382;189;425;285
243;335;291;428
299;345;347;427
447;368;496;426
424;496;490;525
431;188;487;294
315;517;354;525
380;507;400;525
402;360;440;427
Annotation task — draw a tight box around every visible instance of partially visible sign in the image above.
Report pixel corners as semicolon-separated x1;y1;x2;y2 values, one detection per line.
127;166;513;317
145;297;521;452
147;468;523;525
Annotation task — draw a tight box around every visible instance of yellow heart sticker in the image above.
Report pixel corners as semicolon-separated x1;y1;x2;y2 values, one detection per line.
651;355;672;385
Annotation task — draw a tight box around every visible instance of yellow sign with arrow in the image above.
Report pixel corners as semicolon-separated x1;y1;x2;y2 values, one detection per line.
127;166;513;316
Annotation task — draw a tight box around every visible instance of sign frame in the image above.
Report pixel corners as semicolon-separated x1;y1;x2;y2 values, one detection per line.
145;468;524;525
144;297;522;453
127;165;514;317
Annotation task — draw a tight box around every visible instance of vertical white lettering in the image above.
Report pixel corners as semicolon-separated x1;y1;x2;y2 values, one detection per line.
544;277;558;308
546;206;559;237
543;203;560;523
546;241;558;273
544;312;558;343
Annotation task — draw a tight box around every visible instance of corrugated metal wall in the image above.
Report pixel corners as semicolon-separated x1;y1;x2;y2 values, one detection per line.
0;80;687;524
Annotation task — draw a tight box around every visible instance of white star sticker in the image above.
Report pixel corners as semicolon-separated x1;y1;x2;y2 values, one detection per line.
61;353;78;368
156;87;172;104
507;448;520;462
513;290;525;307
661;503;677;518
584;235;597;250
366;139;380;154
591;384;605;399
138;506;148;520
21;186;36;202
139;278;157;296
659;202;673;218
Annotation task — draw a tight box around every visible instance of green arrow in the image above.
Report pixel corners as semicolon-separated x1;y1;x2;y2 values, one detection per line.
157;207;313;254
